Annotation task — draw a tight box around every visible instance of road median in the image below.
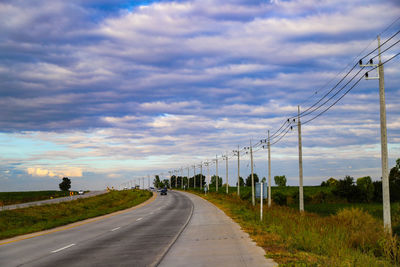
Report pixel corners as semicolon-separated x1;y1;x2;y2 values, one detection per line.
0;189;154;242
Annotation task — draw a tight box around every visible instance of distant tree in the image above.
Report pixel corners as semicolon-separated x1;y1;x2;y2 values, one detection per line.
236;176;245;186
356;176;374;203
153;175;161;188
211;175;223;187
274;175;287;187
321;177;338;187
245;173;259;186
332;175;359;202
389;158;400;201
327;178;339;186
261;177;266;183
59;177;71;191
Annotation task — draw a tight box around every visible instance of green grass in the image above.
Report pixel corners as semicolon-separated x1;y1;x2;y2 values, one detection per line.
0;191;77;206
185;189;400;266
0;189;152;240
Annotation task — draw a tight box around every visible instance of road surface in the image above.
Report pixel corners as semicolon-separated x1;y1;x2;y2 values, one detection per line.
0;190;276;266
1;190;108;211
159;191;277;266
0;190;192;267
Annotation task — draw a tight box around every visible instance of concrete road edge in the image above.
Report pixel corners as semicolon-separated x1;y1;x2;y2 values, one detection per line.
151;191;194;267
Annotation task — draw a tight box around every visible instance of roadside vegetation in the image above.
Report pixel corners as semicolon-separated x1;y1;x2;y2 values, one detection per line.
186;189;400;266
0;189;152;240
171;159;400;266
0;190;76;206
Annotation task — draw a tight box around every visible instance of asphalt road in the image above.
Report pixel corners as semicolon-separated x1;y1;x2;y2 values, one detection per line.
0;190;193;267
159;191;277;267
1;190;108;211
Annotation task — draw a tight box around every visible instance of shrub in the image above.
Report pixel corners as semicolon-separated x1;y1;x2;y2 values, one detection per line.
333;208;384;253
273;191;287;205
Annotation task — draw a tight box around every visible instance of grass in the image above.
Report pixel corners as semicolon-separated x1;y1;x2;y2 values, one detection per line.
0;191;78;206
184;188;400;266
0;189;152;240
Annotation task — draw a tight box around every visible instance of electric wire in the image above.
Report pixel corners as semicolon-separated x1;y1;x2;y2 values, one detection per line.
302;52;400;125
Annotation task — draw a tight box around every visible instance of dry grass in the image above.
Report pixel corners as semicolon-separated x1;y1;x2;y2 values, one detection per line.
0;189;152;240
188;190;399;266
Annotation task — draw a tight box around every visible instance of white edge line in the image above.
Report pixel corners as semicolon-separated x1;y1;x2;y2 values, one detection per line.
111;227;121;231
136;217;143;221
51;243;75;253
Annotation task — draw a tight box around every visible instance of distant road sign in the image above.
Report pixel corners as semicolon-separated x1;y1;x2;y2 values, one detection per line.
255;183;267;199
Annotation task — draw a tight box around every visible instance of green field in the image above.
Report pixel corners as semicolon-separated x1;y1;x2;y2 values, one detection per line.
0;191;78;206
0;189;152;240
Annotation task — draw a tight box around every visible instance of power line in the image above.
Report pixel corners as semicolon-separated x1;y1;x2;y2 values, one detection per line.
302;52;400;125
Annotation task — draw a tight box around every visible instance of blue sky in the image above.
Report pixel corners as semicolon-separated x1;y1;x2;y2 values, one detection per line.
0;0;399;191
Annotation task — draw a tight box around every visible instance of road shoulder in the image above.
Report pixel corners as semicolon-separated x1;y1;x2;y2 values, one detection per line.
159;191;277;267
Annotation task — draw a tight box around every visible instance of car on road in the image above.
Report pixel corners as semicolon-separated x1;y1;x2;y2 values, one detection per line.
160;188;167;195
78;190;84;195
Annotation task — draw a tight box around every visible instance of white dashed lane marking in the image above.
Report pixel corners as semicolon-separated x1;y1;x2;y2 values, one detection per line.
51;244;75;253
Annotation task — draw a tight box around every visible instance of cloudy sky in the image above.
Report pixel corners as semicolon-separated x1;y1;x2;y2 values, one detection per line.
1;0;399;191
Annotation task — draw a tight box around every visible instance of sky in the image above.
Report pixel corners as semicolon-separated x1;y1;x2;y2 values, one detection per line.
0;0;399;191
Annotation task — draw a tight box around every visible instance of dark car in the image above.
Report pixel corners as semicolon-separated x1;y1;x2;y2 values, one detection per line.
160;188;167;195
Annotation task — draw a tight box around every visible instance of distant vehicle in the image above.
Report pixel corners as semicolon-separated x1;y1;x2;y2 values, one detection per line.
149;187;155;191
157;188;162;192
78;190;84;195
160;188;167;195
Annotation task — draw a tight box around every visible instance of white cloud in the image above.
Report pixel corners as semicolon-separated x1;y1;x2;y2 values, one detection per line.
27;166;83;178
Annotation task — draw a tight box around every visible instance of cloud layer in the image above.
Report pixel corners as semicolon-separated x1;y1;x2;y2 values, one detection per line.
0;0;399;190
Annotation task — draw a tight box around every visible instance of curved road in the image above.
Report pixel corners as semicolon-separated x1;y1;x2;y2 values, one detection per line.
0;190;192;267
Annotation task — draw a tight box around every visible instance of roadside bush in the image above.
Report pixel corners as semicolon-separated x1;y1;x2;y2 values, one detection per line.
272;191;287;205
333;208;383;253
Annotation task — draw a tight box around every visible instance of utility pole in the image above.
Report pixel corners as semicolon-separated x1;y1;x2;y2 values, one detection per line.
233;146;240;197
206;161;210;190
187;167;190;189
250;140;255;206
193;165;196;188
223;153;229;194
268;130;272;208
359;36;391;233
214;155;219;192
200;162;203;190
175;169;178;188
297;106;304;212
181;167;184;189
169;171;172;189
